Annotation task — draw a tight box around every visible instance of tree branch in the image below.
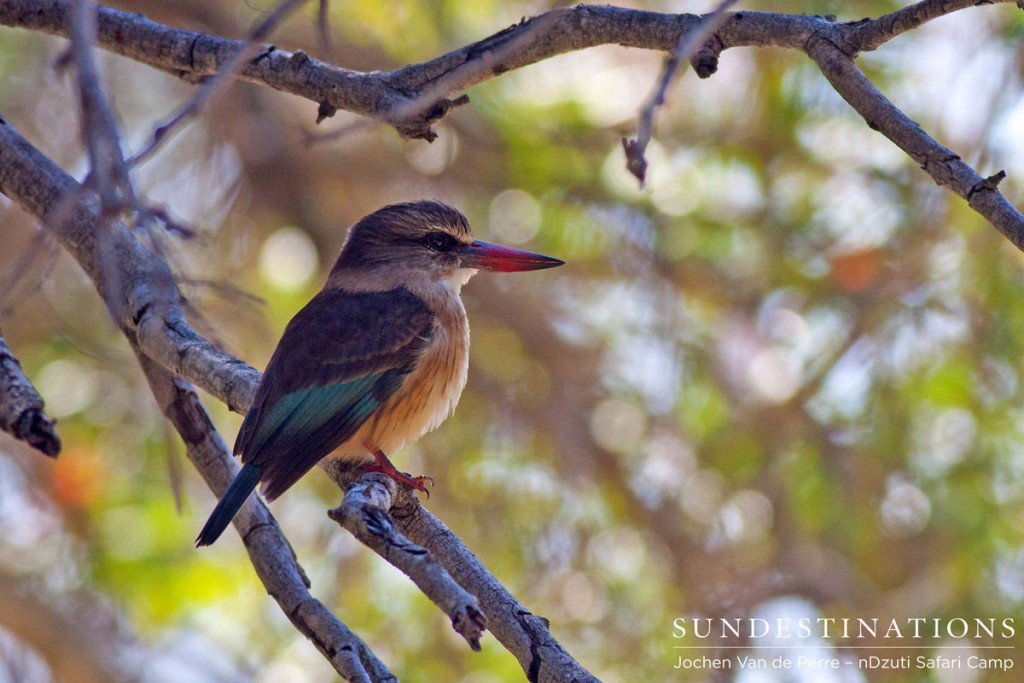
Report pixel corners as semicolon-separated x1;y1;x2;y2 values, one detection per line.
135;351;393;683
325;467;488;651
394;487;600;683
0;328;61;457
127;0;310;168
1;0;1019;245
0;117;393;682
623;0;738;183
0;116;602;681
322;462;600;683
68;0;126;211
3;0;1023;678
844;0;995;53
803;31;1024;249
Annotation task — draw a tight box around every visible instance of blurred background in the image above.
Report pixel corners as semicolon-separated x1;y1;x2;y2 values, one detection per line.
1;0;1023;681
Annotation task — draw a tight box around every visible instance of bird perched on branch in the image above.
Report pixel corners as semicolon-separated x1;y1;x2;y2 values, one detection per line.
196;201;564;546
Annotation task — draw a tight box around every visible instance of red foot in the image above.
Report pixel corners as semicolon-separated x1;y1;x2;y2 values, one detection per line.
361;444;433;497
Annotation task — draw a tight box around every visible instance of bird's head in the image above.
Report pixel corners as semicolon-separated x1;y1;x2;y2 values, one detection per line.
330;201;563;291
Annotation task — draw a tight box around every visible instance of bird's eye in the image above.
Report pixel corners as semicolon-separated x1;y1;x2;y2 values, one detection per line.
423;231;458;252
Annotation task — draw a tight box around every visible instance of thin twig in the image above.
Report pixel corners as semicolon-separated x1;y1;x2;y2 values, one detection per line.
0;229;60;319
68;0;142;320
845;0;988;52
69;0;128;211
623;0;738;183
69;0;170;245
306;10;564;144
126;0;310;170
317;0;332;58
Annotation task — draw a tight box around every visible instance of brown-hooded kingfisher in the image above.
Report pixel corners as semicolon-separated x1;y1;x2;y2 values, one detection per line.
196;201;564;546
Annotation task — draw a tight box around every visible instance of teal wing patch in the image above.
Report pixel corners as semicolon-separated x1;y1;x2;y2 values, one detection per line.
251;375;380;456
233;287;435;501
253;367;415;501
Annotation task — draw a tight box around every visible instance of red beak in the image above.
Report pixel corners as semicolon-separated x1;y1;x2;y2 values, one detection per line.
460;240;565;273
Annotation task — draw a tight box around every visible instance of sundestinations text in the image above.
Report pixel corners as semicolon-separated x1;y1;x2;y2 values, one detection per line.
672;617;1016;641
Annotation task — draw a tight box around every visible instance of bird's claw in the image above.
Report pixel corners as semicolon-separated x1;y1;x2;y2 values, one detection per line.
361;462;433;497
362;446;434;498
405;473;434;498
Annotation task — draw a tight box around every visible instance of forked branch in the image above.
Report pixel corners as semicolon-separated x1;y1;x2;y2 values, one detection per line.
2;0;1024;681
0;0;1020;246
0;116;601;682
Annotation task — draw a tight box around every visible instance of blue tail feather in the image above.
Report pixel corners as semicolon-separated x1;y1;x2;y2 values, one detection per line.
196;464;262;547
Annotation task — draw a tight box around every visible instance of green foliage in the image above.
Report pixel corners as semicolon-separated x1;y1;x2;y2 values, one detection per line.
1;1;1023;681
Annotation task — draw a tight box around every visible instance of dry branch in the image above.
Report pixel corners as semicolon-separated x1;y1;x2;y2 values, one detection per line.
624;0;738;183
136;351;393;682
0;116;602;682
325;467;488;651
2;0;1024;680
127;0;310;168
0;0;1020;246
802;34;1024;248
395;495;600;683
323;462;602;683
0;118;393;682
68;0;126;211
0;329;61;457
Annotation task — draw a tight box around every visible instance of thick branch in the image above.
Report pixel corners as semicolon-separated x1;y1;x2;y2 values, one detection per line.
136;352;391;682
804;32;1024;249
0;1;1014;122
1;0;1020;242
0;117;391;682
0;0;396;131
136;311;260;414
391;489;600;683
0;117;601;681
325;467;487;651
0;116;257;413
0;329;60;456
323;463;599;683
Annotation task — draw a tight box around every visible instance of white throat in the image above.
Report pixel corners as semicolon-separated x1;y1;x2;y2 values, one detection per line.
443;267;479;294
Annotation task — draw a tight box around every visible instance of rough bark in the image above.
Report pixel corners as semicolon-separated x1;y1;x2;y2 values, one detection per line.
0;0;1022;680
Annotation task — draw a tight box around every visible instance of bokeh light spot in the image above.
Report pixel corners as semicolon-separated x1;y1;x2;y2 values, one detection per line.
37;359;97;417
259;226;319;292
489;189;542;245
589;399;647;453
748;348;801;403
879;474;931;537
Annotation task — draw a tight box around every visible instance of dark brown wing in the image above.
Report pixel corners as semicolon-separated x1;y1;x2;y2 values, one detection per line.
234;286;434;500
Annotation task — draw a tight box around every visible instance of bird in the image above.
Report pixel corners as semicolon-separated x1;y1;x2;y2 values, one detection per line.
196;200;564;546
